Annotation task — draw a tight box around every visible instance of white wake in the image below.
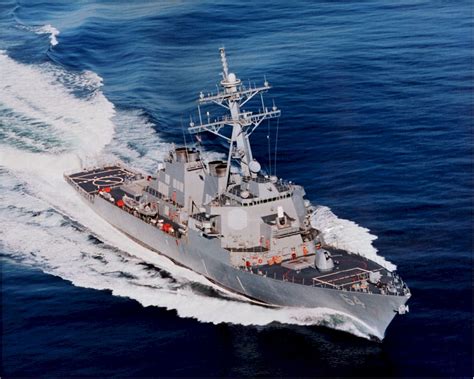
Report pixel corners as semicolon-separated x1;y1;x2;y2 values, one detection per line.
0;51;114;156
0;52;384;340
311;206;396;271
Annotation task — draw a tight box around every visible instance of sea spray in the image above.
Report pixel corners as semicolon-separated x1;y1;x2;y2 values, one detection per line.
311;205;396;271
33;24;60;46
0;52;115;157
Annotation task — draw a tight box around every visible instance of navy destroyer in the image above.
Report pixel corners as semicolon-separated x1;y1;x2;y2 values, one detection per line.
65;48;410;340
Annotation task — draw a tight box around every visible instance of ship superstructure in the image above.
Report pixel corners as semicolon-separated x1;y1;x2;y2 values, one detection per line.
65;48;410;340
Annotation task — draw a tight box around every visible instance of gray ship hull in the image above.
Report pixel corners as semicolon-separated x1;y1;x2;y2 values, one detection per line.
89;195;407;340
64;49;410;341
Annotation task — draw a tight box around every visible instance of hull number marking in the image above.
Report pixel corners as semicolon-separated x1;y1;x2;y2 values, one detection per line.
340;293;366;308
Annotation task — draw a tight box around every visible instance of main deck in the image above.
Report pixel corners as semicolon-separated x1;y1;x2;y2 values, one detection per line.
65;166;409;299
244;250;408;297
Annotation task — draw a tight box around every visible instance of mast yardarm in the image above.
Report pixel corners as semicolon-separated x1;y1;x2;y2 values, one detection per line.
189;48;281;186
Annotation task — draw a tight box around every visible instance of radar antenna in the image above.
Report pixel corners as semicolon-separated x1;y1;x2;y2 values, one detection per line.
189;48;281;188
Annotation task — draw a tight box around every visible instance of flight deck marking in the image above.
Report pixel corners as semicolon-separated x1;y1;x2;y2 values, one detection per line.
71;168;134;182
72;169;123;180
92;176;124;187
69;167;137;193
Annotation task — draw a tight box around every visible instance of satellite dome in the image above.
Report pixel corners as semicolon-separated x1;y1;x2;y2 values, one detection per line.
249;160;261;174
228;73;237;82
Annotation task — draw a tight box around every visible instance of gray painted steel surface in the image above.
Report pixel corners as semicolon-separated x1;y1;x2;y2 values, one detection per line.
64;49;410;340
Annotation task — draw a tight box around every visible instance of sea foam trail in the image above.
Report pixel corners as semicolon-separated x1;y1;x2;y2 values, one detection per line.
0;51;114;156
0;53;380;339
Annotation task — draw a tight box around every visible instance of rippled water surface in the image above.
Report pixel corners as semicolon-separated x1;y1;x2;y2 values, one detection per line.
1;0;472;377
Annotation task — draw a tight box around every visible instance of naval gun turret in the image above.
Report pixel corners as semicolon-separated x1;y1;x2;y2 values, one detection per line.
315;249;335;272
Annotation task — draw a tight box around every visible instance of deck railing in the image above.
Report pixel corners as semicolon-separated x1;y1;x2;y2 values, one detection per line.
239;265;407;296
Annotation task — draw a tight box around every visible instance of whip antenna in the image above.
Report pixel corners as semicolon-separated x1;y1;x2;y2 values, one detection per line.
267;119;272;175
274;116;280;177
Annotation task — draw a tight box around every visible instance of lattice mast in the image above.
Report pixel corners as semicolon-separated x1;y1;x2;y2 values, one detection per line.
189;48;281;187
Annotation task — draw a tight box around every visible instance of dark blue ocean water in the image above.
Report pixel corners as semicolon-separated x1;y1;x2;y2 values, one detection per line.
1;0;472;377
